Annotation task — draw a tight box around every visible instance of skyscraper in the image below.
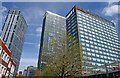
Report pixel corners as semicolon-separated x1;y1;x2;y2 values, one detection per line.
38;5;120;74
0;2;2;35
118;1;120;40
38;11;66;71
0;10;28;73
66;5;120;72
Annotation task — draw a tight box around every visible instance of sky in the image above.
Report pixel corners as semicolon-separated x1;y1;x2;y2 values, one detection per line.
0;1;119;72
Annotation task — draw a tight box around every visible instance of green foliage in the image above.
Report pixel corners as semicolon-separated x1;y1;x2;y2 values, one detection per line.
40;33;92;77
40;34;81;77
35;70;43;76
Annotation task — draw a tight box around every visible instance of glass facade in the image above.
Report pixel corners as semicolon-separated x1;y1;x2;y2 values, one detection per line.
0;1;2;34
38;11;66;71
66;6;120;71
66;8;79;48
119;2;120;40
0;10;28;73
77;10;120;67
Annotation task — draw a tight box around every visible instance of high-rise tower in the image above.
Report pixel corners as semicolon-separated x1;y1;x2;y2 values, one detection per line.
118;1;120;40
38;6;120;74
0;10;28;73
38;11;66;71
66;5;120;72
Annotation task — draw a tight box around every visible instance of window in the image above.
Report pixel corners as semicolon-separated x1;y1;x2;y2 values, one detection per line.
92;53;95;56
8;62;11;68
7;56;10;63
1;67;4;74
84;29;87;32
92;32;95;34
96;54;99;57
85;36;89;39
91;49;95;52
96;50;98;53
88;53;91;56
95;46;98;49
87;48;90;51
97;59;100;62
100;51;102;54
93;35;95;38
10;65;15;74
85;32;88;35
86;44;89;47
81;35;84;38
89;34;92;36
4;54;7;61
82;43;85;46
94;42;97;45
89;37;92;40
1;51;5;58
81;38;85;41
86;40;89;43
6;71;9;76
96;33;98;35
0;46;2;54
91;45;94;48
80;31;84;34
79;24;82;27
82;47;86;50
3;68;6;75
101;59;104;62
0;64;1;72
80;27;83;30
90;41;93;44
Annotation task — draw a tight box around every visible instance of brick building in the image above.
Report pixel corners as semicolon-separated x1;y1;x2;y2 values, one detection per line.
0;38;16;77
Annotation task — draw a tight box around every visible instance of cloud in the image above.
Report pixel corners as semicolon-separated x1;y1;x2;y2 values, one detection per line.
27;24;41;26
12;5;18;9
26;33;38;36
24;42;38;46
19;58;38;71
20;58;38;63
1;6;7;20
25;24;42;37
23;7;45;24
24;42;40;48
26;33;41;37
102;5;119;16
36;33;41;37
36;25;42;37
102;0;120;16
36;27;42;33
37;44;40;47
1;6;8;27
1;6;7;13
0;6;7;33
24;42;38;45
108;0;119;5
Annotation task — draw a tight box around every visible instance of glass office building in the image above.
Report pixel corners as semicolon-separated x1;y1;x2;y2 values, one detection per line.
118;2;120;40
0;10;28;73
66;5;120;72
38;11;66;71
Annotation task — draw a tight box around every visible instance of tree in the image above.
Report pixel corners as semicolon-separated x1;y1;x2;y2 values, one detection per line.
39;33;93;77
40;34;81;77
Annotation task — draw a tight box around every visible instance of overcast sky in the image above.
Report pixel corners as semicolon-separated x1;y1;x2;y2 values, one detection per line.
1;1;119;72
